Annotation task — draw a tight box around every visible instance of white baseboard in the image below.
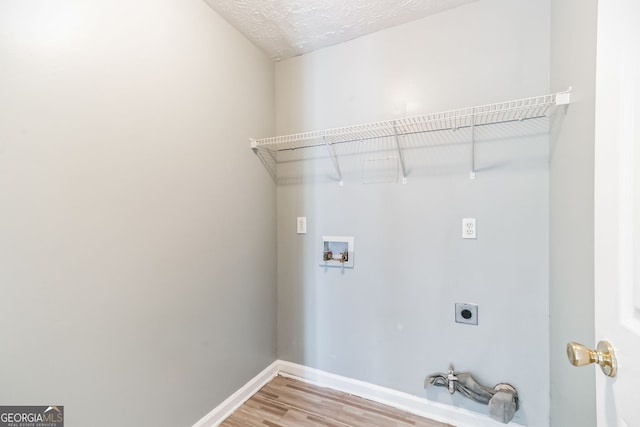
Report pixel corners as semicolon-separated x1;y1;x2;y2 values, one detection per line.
192;361;280;427
193;360;526;427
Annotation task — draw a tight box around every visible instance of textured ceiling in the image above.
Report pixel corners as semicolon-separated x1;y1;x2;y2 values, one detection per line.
203;0;477;61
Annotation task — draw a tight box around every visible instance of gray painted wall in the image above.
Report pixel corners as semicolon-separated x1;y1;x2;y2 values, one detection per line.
0;1;276;426
549;1;598;426
275;0;551;425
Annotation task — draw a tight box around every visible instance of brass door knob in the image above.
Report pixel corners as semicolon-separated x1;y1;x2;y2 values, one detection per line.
566;341;617;377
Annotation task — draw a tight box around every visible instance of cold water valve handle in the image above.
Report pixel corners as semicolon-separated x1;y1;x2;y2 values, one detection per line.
567;341;617;377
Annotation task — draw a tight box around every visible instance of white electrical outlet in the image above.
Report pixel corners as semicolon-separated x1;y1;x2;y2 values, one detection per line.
462;218;476;239
297;217;307;234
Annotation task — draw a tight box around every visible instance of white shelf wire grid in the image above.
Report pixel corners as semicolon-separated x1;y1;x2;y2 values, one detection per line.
250;91;569;182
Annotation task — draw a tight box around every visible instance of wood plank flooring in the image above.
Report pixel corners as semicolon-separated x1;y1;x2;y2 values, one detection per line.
220;375;454;427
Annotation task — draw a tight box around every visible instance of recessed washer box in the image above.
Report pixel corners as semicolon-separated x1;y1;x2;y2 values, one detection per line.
455;302;478;325
321;236;354;268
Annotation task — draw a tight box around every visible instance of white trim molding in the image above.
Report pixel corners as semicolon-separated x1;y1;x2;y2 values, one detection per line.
193;360;526;427
192;361;280;427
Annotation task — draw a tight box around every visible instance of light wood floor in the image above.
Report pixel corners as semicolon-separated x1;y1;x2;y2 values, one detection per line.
220;375;455;427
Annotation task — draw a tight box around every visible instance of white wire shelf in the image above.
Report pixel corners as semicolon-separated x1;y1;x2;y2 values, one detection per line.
251;90;570;184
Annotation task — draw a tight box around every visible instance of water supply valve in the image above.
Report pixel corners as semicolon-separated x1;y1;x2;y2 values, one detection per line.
320;236;354;268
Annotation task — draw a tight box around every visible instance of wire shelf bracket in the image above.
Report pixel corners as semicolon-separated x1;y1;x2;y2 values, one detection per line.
324;136;344;186
250;89;571;184
470;109;476;180
392;122;408;184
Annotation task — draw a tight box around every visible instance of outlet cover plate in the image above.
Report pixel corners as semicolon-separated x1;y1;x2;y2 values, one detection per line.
455;302;478;325
297;217;307;234
462;218;476;239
